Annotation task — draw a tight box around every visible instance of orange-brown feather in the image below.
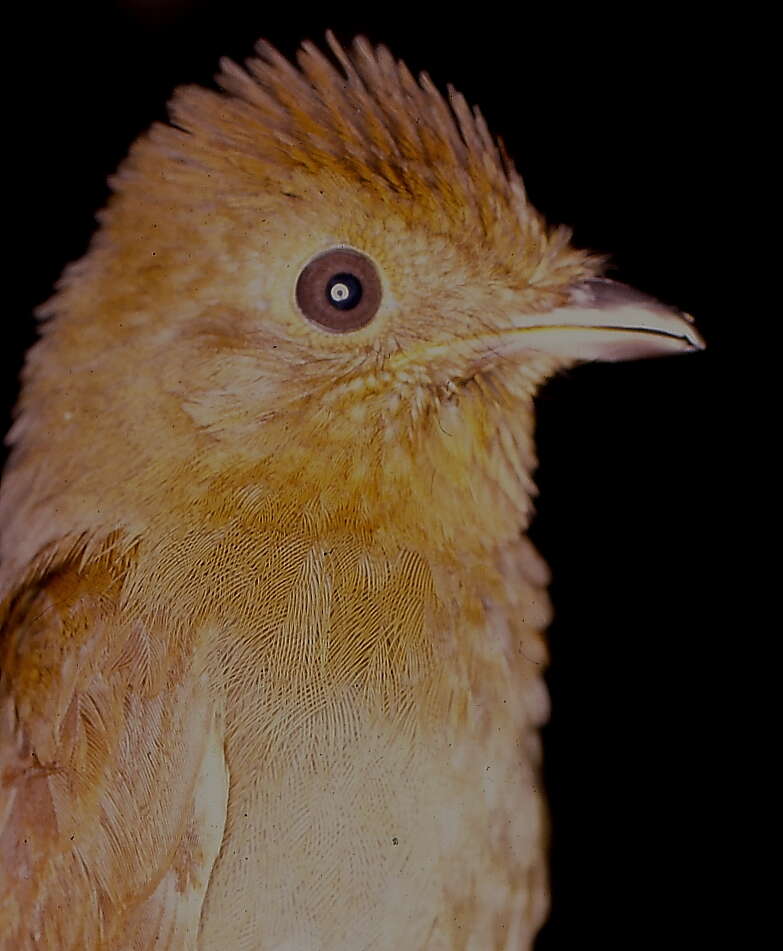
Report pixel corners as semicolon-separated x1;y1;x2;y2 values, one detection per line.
1;33;604;950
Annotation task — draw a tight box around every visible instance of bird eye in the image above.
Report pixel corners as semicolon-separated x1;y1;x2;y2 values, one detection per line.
295;248;382;333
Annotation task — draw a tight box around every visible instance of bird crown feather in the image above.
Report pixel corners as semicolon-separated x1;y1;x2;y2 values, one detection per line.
140;31;556;251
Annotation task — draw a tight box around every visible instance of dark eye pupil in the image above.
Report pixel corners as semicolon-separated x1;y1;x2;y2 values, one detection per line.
326;273;362;311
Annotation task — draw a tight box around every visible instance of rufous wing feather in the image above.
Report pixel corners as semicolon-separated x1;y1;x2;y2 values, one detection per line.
0;557;228;950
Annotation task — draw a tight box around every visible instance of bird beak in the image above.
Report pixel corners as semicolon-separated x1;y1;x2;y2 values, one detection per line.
505;278;705;362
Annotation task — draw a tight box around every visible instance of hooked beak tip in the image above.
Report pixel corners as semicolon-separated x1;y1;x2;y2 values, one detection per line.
680;313;706;351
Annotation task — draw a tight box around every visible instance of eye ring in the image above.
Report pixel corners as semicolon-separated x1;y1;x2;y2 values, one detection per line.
295;248;382;333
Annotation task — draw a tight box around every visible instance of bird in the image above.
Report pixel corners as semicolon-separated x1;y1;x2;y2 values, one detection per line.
0;32;703;951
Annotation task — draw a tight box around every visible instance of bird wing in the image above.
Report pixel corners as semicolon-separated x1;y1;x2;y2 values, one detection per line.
0;557;228;950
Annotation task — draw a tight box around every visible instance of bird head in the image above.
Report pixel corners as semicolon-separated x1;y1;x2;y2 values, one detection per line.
1;34;703;581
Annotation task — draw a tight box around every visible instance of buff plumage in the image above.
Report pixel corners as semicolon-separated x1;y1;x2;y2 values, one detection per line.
0;33;701;950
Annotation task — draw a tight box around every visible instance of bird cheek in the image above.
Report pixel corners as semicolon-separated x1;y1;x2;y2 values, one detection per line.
345;401;369;425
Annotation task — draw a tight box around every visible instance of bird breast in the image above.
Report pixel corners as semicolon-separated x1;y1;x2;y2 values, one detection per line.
181;524;552;949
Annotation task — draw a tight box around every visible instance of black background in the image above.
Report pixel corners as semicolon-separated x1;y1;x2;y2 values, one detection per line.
6;2;735;947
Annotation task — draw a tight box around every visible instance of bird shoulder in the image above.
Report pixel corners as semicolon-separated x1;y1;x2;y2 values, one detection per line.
0;555;227;950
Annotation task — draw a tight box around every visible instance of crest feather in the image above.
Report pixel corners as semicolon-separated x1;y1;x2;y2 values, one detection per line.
160;32;543;242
